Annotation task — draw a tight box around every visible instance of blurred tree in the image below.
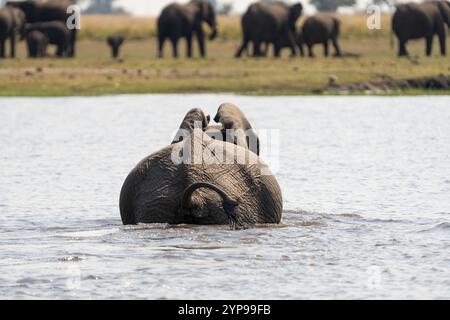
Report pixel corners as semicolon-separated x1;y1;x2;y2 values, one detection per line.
82;0;127;14
217;2;233;15
310;0;356;12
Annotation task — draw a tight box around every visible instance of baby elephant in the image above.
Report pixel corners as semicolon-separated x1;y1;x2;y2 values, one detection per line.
26;30;48;58
300;14;341;57
25;21;71;57
107;36;124;59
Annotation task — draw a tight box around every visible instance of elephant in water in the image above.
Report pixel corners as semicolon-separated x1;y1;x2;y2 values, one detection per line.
392;0;450;57
120;106;282;228
235;2;303;58
157;0;218;58
0;7;26;58
6;0;77;57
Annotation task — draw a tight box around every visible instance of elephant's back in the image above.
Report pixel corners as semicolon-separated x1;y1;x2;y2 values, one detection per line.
393;3;434;38
245;2;287;31
119;145;185;224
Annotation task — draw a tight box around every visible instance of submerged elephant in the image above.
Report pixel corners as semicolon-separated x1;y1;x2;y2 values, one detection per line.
6;0;77;57
235;2;303;58
0;7;26;58
300;14;341;58
26;30;47;58
25;21;71;57
107;35;124;59
119;107;282;227
157;0;218;58
392;0;450;57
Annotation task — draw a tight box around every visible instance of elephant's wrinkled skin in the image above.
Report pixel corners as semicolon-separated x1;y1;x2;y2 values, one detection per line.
26;30;47;57
6;0;77;57
300;14;341;57
392;0;450;56
120;108;282;227
157;0;218;58
0;7;25;58
235;2;303;58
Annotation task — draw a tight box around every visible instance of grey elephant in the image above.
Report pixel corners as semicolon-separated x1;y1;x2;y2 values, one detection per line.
214;103;260;156
26;30;48;58
392;0;450;57
24;21;71;57
157;0;218;58
119;107;282;228
107;35;124;59
0;7;26;58
6;0;77;57
300;14;341;58
235;1;303;58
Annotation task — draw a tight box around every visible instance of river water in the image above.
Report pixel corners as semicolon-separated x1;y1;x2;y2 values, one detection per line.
0;95;449;299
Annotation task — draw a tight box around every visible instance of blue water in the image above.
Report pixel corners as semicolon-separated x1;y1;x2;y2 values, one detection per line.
1;95;449;299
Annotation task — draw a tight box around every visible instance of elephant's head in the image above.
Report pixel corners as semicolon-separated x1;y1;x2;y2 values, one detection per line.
6;0;39;23
436;0;450;27
192;0;218;40
214;103;260;155
288;3;303;31
172;107;210;144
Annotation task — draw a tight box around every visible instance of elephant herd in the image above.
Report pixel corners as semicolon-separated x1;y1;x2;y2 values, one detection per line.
157;0;450;59
0;0;76;58
1;0;449;60
119;104;282;228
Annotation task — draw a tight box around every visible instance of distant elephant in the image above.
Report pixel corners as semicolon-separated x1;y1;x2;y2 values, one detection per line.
157;0;218;58
300;14;341;57
107;35;124;59
6;0;77;57
235;2;303;58
392;0;450;57
0;7;26;58
25;21;71;57
214;103;260;156
119;107;282;227
26;30;47;58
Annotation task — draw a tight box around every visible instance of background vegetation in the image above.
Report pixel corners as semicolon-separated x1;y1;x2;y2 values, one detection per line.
0;14;448;96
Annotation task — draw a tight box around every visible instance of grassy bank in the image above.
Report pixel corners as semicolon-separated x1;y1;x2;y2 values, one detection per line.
0;15;449;96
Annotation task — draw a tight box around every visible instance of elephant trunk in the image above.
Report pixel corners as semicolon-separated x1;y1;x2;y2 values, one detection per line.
209;27;218;41
181;182;238;218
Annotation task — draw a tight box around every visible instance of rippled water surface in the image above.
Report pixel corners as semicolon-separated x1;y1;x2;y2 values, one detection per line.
1;95;450;299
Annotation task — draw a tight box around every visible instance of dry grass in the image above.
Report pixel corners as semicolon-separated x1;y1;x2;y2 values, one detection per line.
0;14;448;96
79;14;392;41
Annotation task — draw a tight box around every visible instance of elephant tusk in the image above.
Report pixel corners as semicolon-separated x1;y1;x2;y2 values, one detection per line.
181;182;238;218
